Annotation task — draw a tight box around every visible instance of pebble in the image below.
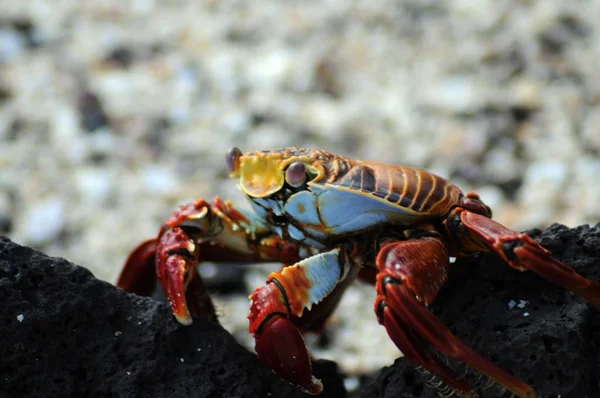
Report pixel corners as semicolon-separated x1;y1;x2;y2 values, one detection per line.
483;146;520;183
75;168;113;204
22;197;65;246
78;92;109;132
344;376;359;392
141;166;178;194
519;160;568;207
422;76;481;113
0;29;25;62
243;50;293;90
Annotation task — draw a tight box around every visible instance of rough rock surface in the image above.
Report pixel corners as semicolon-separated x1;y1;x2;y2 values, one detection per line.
0;236;346;398
1;224;599;398
361;223;600;397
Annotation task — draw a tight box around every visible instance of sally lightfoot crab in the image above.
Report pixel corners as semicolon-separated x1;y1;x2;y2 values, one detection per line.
117;147;600;397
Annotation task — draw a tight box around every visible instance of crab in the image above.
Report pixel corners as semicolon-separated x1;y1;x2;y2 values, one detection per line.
117;147;600;397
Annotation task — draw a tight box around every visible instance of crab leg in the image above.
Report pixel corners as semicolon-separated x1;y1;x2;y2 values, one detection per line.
118;238;160;297
248;247;356;394
374;236;536;397
117;197;303;325
453;210;600;310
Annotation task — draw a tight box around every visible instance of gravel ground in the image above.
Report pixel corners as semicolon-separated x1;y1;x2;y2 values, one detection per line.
2;0;600;389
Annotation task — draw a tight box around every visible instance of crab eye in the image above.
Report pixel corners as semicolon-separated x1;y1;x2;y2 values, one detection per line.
285;161;306;187
226;147;242;173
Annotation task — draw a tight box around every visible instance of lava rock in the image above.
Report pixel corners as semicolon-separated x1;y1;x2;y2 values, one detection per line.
0;236;345;398
361;223;600;397
2;224;599;398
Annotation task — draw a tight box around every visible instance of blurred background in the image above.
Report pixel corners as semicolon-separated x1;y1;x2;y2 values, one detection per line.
1;0;600;389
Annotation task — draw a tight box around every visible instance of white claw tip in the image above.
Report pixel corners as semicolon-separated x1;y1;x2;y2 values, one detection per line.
308;377;324;395
175;314;193;326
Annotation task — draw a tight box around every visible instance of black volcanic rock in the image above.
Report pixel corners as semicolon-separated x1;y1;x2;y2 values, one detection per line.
2;224;599;398
0;237;345;398
361;223;600;397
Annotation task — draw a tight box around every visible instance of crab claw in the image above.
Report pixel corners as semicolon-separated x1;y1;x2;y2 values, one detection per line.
163;257;193;325
117;230;204;325
255;316;323;395
155;228;199;325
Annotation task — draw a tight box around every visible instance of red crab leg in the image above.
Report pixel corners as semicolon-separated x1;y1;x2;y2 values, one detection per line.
117;197;303;325
374;237;536;398
453;209;600;310
249;247;355;395
117;238;159;297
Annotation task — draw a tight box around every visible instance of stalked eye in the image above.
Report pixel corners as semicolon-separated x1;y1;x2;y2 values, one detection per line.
226;147;242;173
285;161;306;187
